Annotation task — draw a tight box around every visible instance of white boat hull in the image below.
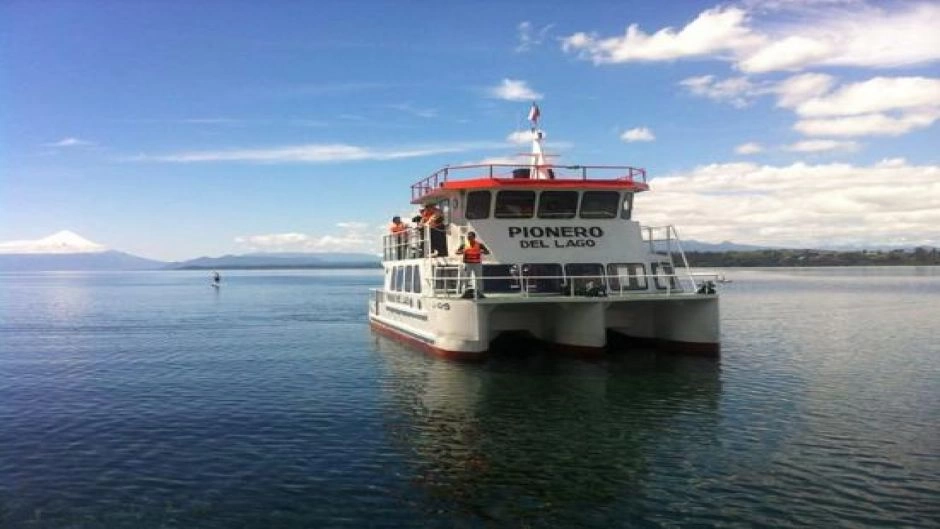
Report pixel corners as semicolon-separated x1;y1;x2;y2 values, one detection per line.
370;292;719;360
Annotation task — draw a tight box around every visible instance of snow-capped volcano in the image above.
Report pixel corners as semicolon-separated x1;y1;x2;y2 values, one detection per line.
0;230;107;254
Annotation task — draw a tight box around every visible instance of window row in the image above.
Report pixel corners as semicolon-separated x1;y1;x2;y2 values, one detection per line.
389;264;422;293
465;190;633;220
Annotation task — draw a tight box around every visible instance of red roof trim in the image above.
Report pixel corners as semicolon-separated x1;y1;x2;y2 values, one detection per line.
411;178;649;203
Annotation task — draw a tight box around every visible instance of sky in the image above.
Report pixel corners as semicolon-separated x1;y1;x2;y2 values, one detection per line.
2;0;938;261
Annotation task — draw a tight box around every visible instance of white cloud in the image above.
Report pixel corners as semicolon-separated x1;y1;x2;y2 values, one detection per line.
783;139;858;152
562;3;940;73
774;73;836;108
488;79;543;101
234;222;374;253
640;160;940;248
129;141;504;163
47;137;93;147
791;77;940;117
621;127;655;142
794;110;940;137
562;7;762;64
516;21;555;52
738;3;940;73
735;142;764;154
679;75;765;107
506;130;535;145
386;102;437;118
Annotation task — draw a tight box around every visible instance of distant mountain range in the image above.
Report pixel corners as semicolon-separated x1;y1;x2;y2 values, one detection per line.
170;252;381;270
0;230;931;271
0;231;382;271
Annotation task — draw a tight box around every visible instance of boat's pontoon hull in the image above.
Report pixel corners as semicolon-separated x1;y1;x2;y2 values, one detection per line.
369;293;719;360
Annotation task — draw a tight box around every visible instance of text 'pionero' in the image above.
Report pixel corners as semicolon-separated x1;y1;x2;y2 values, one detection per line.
507;226;604;248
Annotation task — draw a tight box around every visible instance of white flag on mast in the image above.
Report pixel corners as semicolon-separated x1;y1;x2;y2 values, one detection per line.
527;102;540;124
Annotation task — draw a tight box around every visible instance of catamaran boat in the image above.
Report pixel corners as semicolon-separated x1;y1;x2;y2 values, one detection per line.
369;107;720;360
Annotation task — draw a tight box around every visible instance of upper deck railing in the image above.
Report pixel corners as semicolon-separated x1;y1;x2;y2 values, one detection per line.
411;164;648;202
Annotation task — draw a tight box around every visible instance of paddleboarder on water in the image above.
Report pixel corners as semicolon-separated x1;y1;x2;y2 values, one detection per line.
212;270;221;288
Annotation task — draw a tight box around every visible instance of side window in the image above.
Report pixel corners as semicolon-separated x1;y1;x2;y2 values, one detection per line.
651;262;678;291
537;191;578;219
396;266;405;292
580;191;619;219
466;191;491;219
621;193;633;220
495;191;535;219
521;263;563;294
483;264;520;293
607;263;647;291
412;266;422;294
564;263;605;294
404;266;414;293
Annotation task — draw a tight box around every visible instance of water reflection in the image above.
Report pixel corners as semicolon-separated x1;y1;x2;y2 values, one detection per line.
373;337;722;524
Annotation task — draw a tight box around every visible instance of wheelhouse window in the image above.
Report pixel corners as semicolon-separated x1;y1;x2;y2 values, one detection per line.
621;193;634;220
495;191;535;219
579;191;620;219
521;263;563;294
466;191;491;219
483;264;520;293
537;191;578;219
390;266;398;291
607;263;647;292
565;263;605;295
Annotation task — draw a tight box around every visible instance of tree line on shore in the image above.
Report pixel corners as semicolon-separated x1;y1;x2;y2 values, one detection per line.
681;247;940;267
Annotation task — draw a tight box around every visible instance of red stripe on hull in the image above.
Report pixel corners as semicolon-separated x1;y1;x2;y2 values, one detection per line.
369;319;487;362
542;341;607;358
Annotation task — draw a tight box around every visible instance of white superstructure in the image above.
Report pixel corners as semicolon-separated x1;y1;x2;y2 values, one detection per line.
369;107;720;360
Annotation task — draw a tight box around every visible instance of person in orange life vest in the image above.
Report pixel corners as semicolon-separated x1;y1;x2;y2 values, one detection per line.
389;216;409;259
420;203;447;256
455;231;490;299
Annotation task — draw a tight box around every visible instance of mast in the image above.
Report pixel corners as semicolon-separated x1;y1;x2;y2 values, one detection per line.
527;102;551;180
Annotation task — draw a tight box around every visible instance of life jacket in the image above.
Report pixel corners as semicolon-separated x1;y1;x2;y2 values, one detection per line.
462;241;483;263
389;222;407;234
421;207;442;228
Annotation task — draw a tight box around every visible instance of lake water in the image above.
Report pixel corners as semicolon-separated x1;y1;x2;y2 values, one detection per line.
1;268;938;528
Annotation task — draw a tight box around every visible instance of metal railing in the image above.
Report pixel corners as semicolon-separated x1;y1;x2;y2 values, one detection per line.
424;270;719;299
643;225;697;289
411;164;649;202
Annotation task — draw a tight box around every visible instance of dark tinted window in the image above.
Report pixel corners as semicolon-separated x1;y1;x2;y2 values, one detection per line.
537;191;578;219
580;191;620;219
466;191;491;219
395;266;405;291
607;263;647;291
495;191;535;219
390;266;398;291
433;265;459;293
521;263;563;294
404;266;414;293
565;263;605;294
621;193;634;220
412;266;421;293
483;264;520;293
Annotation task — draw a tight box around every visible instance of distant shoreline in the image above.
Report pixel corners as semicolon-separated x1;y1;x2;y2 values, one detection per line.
172;263;382;270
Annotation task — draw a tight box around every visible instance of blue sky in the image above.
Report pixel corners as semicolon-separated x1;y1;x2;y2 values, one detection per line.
3;0;938;260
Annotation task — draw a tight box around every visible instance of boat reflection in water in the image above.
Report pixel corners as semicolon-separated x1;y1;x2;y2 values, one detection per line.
373;335;722;525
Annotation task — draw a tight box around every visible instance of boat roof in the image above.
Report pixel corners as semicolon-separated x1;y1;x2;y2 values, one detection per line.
411;164;649;204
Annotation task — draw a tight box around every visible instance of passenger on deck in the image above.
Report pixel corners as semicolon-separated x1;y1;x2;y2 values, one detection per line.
420;203;447;257
388;216;409;259
456;231;490;299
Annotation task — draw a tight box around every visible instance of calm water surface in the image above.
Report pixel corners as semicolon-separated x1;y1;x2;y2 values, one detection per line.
1;268;938;528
